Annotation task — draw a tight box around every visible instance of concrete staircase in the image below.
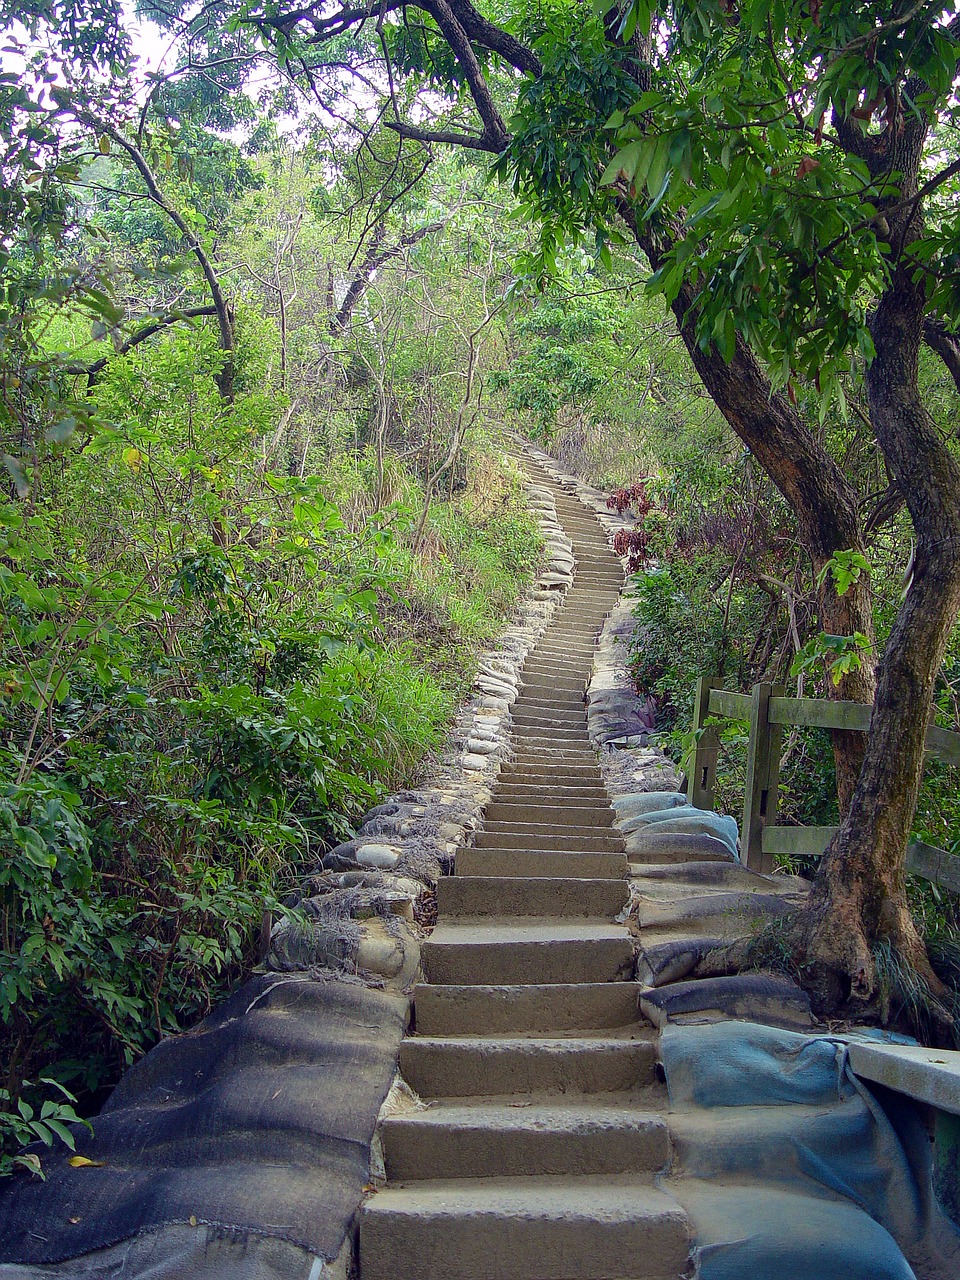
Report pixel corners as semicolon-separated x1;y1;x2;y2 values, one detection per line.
360;475;691;1279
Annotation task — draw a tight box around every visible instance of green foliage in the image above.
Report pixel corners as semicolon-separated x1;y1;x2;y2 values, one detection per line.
791;631;873;688
0;288;539;1173
0;1078;89;1180
492;296;611;427
816;550;872;598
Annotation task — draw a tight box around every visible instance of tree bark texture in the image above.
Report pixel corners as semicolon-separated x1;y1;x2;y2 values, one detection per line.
794;113;960;1014
627;216;877;807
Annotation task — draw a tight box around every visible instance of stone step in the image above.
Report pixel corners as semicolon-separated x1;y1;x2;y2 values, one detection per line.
509;737;595;752
495;784;607;799
473;828;623;851
483;802;616;828
498;764;604;781
512;695;586;712
359;1175;689;1280
510;711;587;731
519;665;594;679
508;755;603;771
511;725;592;741
437;875;629;918
523;640;594;650
456;848;628;879
531;643;598;656
381;1100;669;1180
413;982;642;1035
512;694;586;710
509;723;589;739
545;602;606;612
519;665;593;686
518;679;587;696
400;1035;657;1097
508;746;599;763
494;784;611;803
422;921;634;985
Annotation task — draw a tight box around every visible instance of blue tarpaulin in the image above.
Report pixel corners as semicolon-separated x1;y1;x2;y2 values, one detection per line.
659;1020;960;1280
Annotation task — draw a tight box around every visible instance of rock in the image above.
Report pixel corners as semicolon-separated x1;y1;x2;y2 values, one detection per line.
636;938;725;987
435;822;465;844
621;807;740;854
477;681;515;702
625;831;738;863
463;752;489;771
602;732;648;749
466;738;498;755
355;843;401;870
356;919;420;988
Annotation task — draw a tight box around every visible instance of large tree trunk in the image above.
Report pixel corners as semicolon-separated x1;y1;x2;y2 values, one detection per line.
793;245;960;1015
627;221;877;806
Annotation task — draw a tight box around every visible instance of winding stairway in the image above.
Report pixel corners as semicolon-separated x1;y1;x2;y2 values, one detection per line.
360;474;691;1279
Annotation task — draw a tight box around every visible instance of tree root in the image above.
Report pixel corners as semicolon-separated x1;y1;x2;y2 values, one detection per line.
690;910;960;1048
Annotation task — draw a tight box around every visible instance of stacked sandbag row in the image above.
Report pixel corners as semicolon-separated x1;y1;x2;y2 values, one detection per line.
267;466;575;988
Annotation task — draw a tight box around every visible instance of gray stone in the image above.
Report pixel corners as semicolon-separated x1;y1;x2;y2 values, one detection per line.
356;843;401;870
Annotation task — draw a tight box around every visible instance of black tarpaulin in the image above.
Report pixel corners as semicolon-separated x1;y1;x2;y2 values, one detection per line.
0;974;407;1266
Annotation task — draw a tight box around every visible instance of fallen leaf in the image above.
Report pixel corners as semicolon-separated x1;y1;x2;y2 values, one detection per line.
189;1215;198;1227
68;1156;105;1168
69;1217;80;1225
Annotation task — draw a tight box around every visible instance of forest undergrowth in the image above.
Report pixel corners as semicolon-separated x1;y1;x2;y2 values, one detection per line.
0;103;544;1168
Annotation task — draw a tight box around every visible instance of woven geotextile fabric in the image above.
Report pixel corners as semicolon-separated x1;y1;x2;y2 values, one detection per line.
0;974;407;1265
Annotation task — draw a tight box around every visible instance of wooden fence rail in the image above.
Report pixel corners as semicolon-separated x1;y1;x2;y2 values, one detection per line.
686;676;960;890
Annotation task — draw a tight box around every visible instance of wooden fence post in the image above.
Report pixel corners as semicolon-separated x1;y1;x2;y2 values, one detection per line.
741;681;784;872
686;676;722;811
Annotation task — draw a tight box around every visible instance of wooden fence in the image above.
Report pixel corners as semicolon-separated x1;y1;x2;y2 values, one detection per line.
686;676;960;889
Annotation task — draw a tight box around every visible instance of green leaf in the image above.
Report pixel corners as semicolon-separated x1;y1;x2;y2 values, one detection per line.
2;455;30;499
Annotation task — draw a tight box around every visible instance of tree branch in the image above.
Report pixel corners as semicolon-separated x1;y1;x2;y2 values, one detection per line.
417;0;510;150
384;120;500;151
65;103;235;397
443;0;542;76
332;221;444;332
923;316;960;395
63;306;219;379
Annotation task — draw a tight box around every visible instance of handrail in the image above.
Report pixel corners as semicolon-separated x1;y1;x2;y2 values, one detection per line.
689;675;960;884
709;689;753;719
766;695;871;732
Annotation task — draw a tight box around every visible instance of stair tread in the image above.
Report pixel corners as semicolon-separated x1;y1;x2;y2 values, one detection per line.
408;1027;653;1046
363;1173;682;1212
427;921;630;943
414;985;642;1037
386;1094;665;1119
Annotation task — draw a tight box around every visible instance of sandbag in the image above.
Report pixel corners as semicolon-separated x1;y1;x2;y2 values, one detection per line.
0;975;406;1268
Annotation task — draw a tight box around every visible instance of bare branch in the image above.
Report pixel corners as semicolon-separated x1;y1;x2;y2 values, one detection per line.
923;315;960;394
384;120;500;151
63;306;219;379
